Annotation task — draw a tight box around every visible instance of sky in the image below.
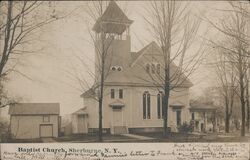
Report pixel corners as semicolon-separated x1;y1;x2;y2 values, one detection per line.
4;1;232;116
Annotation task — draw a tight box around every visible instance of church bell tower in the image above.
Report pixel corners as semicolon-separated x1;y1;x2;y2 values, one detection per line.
92;1;133;78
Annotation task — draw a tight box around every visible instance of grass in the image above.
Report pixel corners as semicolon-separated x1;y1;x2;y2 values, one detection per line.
7;138;43;143
55;133;135;142
135;132;250;142
6;132;249;143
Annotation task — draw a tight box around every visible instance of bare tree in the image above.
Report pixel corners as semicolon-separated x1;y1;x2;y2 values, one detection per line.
0;1;67;107
143;0;203;136
206;1;250;136
64;1;127;141
212;49;237;133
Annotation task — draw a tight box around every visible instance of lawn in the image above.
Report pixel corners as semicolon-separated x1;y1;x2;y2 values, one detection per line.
7;138;43;143
135;132;250;142
55;133;136;142
7;132;249;143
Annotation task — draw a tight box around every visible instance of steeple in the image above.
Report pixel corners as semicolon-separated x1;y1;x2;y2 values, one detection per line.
93;1;133;35
93;1;133;77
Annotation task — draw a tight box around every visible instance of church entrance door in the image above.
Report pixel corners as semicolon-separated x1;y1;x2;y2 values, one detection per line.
113;107;123;126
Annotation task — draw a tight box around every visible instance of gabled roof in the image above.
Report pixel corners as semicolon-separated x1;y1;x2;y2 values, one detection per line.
81;41;193;98
9;103;60;115
130;41;160;67
72;107;88;115
93;1;133;34
80;86;97;98
129;41;193;87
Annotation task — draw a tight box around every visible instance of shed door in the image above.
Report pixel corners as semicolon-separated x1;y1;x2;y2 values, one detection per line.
77;115;87;133
40;125;53;137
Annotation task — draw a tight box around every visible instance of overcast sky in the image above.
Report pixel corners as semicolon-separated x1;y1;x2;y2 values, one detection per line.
5;1;232;115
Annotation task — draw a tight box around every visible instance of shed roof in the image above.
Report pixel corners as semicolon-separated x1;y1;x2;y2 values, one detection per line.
9;103;60;115
72;107;88;115
190;103;218;112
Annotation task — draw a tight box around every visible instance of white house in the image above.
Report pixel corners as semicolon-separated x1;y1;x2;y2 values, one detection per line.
80;1;193;135
9;103;60;139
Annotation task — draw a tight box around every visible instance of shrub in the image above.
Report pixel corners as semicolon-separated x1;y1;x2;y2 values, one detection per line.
178;122;193;133
0;121;11;142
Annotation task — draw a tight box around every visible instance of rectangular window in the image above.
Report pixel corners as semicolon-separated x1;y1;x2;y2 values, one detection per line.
119;89;123;99
111;89;115;99
43;115;50;122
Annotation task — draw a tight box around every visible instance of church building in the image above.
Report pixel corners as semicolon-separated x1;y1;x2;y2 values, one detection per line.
81;1;193;134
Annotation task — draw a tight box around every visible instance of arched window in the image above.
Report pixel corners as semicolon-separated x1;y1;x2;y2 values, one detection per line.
157;92;162;119
143;91;151;119
162;93;165;118
151;64;155;74
146;64;150;73
156;64;160;74
147;93;151;119
111;66;116;71
143;92;147;119
117;66;123;71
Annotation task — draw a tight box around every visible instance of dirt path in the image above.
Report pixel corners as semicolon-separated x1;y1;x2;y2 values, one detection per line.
121;133;155;140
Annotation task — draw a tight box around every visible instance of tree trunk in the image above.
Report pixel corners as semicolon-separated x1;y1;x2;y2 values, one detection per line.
225;111;230;133
98;97;103;142
163;84;170;136
240;84;245;137
98;35;106;142
246;79;249;132
163;41;171;137
225;97;230;133
98;66;104;142
239;57;245;137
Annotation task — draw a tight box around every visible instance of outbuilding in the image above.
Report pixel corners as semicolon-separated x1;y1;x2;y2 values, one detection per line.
9;103;60;139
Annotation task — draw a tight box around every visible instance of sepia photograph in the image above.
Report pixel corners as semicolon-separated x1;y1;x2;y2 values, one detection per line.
0;0;250;147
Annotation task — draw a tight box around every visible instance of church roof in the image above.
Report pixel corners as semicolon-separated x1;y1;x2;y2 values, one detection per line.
100;1;133;24
80;86;97;98
93;1;133;34
130;41;160;66
81;41;193;98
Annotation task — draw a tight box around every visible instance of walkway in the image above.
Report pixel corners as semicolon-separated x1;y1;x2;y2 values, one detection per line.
121;133;155;140
41;138;57;143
